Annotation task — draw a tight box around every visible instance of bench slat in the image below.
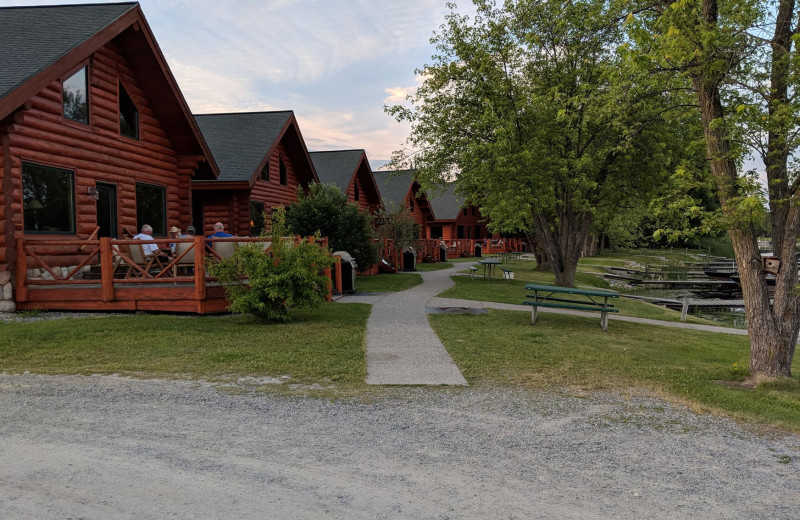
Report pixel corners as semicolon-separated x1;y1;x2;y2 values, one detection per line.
525;294;616;308
524;283;619;298
521;300;619;313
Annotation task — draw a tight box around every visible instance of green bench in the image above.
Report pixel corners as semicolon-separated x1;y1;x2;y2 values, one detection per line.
522;283;619;331
500;266;514;279
468;266;479;279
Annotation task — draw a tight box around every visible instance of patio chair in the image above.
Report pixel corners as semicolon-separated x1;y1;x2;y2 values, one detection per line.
174;241;196;275
127;243;164;277
212;241;236;260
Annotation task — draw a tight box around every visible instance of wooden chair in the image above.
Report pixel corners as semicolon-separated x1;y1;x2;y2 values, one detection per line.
212;241;236;260
174;241;196;275
127;243;164;277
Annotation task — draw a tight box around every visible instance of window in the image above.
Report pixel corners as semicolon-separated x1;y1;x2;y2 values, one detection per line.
354;184;360;202
409;198;414;212
463;208;468;216
135;183;166;235
119;82;139;139
279;157;288;185
63;67;88;124
250;201;266;236
430;225;443;239
260;162;269;181
457;225;464;239
22;162;76;234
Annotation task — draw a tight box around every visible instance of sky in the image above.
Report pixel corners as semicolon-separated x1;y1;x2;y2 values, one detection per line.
3;0;473;169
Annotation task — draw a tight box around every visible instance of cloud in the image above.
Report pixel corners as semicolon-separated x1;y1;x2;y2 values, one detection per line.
383;74;429;104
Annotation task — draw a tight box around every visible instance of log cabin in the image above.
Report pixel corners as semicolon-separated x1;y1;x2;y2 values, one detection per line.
309;149;381;214
426;184;488;241
0;2;218;312
192;111;319;237
372;170;432;239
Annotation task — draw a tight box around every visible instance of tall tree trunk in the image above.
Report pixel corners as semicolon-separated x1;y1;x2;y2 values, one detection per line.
693;0;799;378
531;210;592;287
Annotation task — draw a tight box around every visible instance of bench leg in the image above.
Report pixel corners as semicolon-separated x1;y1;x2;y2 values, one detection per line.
601;311;608;332
531;306;538;325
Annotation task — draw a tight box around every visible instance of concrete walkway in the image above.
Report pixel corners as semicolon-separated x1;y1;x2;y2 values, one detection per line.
338;265;469;386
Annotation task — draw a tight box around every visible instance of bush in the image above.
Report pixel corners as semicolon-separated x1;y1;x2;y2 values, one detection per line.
208;208;334;321
285;184;379;270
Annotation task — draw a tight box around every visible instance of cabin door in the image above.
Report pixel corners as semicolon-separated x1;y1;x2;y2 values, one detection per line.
95;182;117;238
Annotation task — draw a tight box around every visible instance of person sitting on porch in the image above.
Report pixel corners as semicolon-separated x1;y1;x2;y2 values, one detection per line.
133;224;167;257
168;226;181;253
182;225;196;237
207;222;233;238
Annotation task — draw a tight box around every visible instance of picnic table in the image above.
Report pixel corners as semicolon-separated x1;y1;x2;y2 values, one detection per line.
478;258;503;279
522;283;620;331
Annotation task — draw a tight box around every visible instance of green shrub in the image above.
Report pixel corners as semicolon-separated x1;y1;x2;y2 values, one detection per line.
285;183;378;269
209;209;334;321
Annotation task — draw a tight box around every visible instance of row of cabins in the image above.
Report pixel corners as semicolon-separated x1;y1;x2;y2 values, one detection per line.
0;2;496;313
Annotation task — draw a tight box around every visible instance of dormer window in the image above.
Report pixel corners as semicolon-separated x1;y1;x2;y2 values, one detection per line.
260;162;270;181
354;184;360;202
63;67;88;124
119;82;139;140
409;198;414;212
279;157;288;185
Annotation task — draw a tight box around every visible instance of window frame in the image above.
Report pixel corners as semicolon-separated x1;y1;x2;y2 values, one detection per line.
250;200;266;236
21;161;77;235
61;64;90;126
135;182;167;236
118;80;140;140
279;156;288;186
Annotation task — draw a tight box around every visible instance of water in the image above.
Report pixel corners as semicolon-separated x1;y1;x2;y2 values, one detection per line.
622;286;746;329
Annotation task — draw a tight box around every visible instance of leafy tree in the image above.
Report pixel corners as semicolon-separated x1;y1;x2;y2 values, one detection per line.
627;0;799;378
387;0;683;286
285;183;378;270
373;202;420;253
208;208;334;321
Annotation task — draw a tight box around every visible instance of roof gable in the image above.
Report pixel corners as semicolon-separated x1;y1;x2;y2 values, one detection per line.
373;169;416;207
195;111;318;186
0;2;137;105
309;150;364;191
427;183;465;221
0;2;219;177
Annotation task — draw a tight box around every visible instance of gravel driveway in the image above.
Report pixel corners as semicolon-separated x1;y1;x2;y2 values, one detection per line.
1;374;798;519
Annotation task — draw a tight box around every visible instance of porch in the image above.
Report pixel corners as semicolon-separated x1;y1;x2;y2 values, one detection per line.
14;236;331;314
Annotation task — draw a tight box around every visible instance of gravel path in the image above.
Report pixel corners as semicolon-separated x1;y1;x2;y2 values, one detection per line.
1;374;798;519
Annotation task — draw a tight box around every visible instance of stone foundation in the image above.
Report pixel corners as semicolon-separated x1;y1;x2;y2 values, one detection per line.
0;270;14;312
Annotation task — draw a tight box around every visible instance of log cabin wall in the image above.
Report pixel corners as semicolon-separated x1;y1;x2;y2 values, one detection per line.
0;133;13;311
4;40;197;277
247;144;304;235
455;205;487;239
406;189;432;239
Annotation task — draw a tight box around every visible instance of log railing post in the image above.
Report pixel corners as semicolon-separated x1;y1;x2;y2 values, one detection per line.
100;237;115;302
15;238;28;302
194;235;206;301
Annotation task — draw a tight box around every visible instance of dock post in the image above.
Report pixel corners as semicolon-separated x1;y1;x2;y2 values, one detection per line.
680;296;690;322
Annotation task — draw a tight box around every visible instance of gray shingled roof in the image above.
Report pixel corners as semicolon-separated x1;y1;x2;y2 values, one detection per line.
309;150;364;192
0;2;137;101
373;170;414;207
427;183;465;221
195;111;293;182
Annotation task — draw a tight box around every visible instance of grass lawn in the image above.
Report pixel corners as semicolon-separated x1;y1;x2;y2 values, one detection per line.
415;262;453;271
430;310;800;432
0;303;371;389
356;273;422;293
442;260;723;325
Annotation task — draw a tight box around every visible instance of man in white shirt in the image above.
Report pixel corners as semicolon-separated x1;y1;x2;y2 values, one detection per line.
133;224;167;258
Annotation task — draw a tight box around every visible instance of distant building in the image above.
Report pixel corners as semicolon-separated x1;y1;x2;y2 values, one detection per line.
309;149;381;213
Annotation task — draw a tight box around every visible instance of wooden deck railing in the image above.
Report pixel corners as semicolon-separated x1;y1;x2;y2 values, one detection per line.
15;235;332;311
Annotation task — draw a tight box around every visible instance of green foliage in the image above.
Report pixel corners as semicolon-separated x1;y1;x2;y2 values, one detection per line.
209;208;334;322
285;183;378;270
386;0;692;284
373;202;420;253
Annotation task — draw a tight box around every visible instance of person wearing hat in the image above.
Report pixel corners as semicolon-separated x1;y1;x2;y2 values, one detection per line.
168;225;181;253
